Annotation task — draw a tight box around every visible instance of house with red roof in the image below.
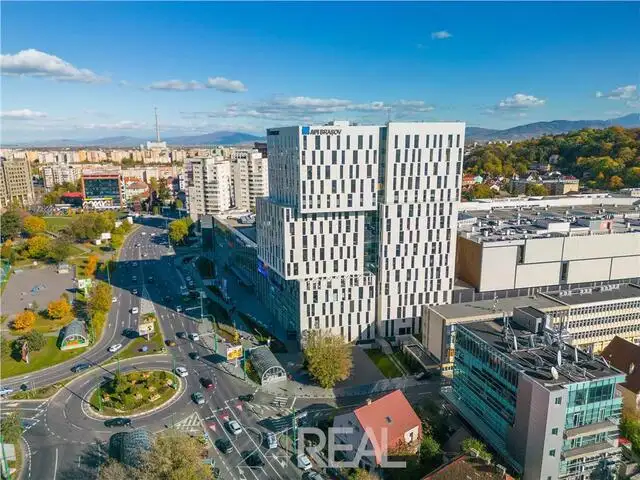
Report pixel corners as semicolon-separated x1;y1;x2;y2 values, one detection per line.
332;390;422;471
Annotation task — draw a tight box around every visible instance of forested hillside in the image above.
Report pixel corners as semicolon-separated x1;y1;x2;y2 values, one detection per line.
465;127;640;190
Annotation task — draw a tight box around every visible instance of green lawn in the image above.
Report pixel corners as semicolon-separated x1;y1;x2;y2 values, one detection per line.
117;321;165;360
1;336;86;379
365;349;404;378
10;380;69;400
43;216;74;232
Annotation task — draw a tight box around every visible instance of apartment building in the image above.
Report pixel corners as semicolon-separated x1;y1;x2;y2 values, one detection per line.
231;149;269;212
42;164;82;190
444;317;624;479
0;157;35;208
187;157;232;218
256;121;464;342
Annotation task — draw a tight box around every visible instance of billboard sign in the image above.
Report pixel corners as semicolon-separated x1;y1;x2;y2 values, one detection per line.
226;344;243;362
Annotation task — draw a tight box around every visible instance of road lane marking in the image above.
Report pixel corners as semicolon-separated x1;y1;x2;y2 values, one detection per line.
53;448;58;480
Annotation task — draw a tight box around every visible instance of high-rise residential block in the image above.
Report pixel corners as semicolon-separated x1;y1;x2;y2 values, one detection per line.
231;149;269;212
186;157;233;219
0;157;35;208
256;121;464;342
42;164;82;190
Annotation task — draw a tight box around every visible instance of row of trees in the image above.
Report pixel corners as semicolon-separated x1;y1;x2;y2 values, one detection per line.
465;127;640;190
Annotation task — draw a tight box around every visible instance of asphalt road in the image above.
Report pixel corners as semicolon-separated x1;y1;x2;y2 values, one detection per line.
3;218;307;480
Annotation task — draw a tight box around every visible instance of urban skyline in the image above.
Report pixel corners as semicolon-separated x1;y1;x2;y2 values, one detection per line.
2;2;639;142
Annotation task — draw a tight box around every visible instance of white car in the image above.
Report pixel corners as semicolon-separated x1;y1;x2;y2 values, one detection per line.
175;367;189;377
132;289;138;295
131;307;139;314
108;344;123;353
0;387;14;397
112;296;117;303
227;420;242;436
176;306;182;313
188;333;200;341
141;232;146;236
297;454;312;471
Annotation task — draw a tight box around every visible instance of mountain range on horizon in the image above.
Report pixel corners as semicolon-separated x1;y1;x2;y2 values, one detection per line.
4;113;639;148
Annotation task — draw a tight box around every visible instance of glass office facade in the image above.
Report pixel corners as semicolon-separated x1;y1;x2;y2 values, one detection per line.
84;177;121;204
448;325;522;471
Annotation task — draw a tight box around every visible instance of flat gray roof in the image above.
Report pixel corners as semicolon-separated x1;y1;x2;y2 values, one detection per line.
428;295;563;323
463;319;622;388
542;283;640;306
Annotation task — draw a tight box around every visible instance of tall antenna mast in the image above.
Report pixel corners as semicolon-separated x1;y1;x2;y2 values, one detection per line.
154;107;160;142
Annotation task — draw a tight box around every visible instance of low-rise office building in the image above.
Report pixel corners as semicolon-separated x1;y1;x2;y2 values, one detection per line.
443;317;625;479
424;283;640;374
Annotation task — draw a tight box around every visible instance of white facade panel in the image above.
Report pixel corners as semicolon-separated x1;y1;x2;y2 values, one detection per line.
566;258;613;284
523;237;565;263
480;245;518;291
610;256;640;280
515;262;562;289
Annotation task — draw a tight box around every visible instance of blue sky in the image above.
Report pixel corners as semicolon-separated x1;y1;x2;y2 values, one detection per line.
1;1;639;142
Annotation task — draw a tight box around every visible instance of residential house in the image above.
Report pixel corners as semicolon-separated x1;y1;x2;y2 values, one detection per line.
332;390;422;471
422;453;514;480
601;336;640;414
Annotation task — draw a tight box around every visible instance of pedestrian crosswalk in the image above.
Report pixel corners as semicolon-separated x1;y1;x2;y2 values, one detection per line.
0;401;48;433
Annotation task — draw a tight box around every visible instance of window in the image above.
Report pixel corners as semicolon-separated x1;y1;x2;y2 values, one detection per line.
560;262;569;282
303;135;307;150
549;449;556;457
358;135;363;149
554;397;562;405
315;135;321;150
551;428;559;435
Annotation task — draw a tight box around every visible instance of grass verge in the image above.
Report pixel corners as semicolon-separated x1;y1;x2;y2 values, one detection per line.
43;216;74;232
1;336;85;379
10;380;70;400
365;349;404;378
117;321;165;361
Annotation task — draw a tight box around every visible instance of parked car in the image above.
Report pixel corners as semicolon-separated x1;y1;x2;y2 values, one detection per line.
175;367;189;377
297;454;312;471
266;432;278;449
200;377;214;390
191;392;205;405
104;417;131;428
226;420;242;436
189;351;200;360
108;343;123;353
215;438;233;454
71;363;91;373
238;393;254;402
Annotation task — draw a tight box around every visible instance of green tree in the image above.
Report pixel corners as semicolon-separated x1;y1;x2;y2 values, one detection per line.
347;469;380;480
1;239;16;264
26;235;51;259
158;178;171;201
608;175;624;190
98;459;133;480
420;434;442;468
175;199;184;210
461;437;492;462
303;330;352;388
48;238;72;262
0;210;22;241
1;335;11;359
89;282;112;314
48;297;73;319
169;218;190;244
469;184;495;199
111;233;124;250
23;215;47;236
621;413;640;457
0;412;23;443
19;330;46;352
525;183;549;196
152;205;160;216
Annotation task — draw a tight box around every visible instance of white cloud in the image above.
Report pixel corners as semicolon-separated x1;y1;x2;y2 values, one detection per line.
431;31;452;40
146;76;247;93
206;77;247;93
83;120;147;130
148;80;205;91
595;84;637;100
0;49;108;83
498;93;545;109
0;109;48;120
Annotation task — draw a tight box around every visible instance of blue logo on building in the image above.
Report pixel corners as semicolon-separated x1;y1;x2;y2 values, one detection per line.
301;126;310;135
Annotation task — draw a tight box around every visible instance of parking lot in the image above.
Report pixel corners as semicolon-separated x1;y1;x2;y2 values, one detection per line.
1;265;75;317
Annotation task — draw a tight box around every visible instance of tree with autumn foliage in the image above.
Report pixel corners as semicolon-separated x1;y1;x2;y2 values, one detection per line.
26;235;51;259
303;330;353;388
48;297;73;320
22;215;47;237
13;310;36;331
85;255;99;277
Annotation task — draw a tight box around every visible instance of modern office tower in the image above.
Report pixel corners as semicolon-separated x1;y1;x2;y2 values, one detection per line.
186;157;232;219
231;149;269;212
42;165;81;191
444;317;624;480
81;169;124;209
0;157;35;208
256;121;464;342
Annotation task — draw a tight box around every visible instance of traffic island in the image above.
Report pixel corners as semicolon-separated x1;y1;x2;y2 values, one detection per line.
88;370;180;417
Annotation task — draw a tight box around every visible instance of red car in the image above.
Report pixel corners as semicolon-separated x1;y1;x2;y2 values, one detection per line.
201;377;214;390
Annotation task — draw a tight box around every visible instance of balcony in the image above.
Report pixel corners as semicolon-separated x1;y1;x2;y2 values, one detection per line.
564;418;619;439
562;441;618;460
